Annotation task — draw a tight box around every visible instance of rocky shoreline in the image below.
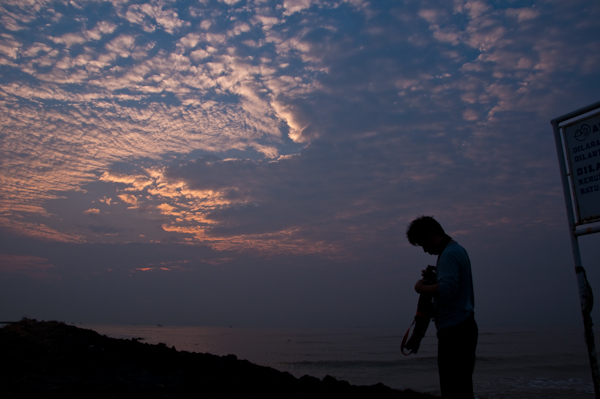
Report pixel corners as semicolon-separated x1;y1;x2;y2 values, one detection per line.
1;319;438;398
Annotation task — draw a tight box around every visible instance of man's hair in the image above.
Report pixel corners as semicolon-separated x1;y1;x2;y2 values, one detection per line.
406;216;445;246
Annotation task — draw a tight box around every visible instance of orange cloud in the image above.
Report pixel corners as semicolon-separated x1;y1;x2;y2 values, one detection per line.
0;217;82;243
0;254;59;280
118;194;138;208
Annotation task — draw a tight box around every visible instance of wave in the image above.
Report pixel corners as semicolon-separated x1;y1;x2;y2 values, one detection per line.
279;357;438;369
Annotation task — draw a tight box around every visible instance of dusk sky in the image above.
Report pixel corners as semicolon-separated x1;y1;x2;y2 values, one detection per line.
1;0;600;329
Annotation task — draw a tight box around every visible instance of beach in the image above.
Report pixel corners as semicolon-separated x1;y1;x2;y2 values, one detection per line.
0;319;435;398
83;322;597;399
3;319;596;398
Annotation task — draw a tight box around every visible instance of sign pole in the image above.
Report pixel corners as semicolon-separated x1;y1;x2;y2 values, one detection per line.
552;109;600;398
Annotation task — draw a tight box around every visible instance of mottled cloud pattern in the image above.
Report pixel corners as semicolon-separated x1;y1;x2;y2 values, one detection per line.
1;0;600;327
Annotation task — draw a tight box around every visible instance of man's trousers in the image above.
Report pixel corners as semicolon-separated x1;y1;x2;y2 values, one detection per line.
437;312;478;399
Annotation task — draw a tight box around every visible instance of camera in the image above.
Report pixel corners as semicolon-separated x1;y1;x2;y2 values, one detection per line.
422;265;437;284
401;265;436;355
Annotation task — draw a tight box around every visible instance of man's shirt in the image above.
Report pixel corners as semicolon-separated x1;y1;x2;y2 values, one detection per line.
434;241;475;331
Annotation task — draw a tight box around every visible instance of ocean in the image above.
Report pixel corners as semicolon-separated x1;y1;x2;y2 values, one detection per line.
80;323;597;399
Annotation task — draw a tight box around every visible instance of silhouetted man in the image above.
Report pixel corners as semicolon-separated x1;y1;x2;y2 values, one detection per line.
406;216;477;399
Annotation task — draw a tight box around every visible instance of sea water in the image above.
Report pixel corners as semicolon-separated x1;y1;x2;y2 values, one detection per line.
80;323;596;399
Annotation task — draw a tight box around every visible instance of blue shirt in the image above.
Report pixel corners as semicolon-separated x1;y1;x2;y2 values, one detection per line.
434;241;475;331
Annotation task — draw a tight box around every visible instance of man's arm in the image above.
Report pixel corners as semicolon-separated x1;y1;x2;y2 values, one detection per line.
415;280;439;296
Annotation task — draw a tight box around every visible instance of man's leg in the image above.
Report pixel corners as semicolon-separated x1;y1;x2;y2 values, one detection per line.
437;314;478;398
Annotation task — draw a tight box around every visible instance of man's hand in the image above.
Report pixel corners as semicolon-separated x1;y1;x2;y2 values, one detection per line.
415;280;440;296
415;279;426;293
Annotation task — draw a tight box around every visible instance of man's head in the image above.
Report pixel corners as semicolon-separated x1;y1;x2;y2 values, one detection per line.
406;216;446;255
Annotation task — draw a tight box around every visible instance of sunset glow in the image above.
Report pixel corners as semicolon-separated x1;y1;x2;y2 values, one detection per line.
1;0;600;328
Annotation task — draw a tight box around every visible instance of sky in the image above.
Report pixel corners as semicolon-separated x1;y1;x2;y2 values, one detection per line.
1;0;600;329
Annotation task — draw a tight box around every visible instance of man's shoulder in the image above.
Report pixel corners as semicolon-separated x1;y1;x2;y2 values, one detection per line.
440;241;470;261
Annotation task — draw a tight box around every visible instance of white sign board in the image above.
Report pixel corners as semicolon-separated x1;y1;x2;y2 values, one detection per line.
563;112;600;224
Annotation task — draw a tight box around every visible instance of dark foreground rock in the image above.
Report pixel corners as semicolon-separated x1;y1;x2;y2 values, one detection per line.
0;319;437;399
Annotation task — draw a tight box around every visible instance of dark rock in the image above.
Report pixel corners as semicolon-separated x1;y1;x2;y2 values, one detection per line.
0;318;438;399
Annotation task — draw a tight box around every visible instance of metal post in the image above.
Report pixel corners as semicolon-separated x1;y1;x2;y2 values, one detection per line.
552;119;600;398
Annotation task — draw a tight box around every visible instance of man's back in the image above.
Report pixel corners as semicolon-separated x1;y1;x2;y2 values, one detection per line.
434;240;475;331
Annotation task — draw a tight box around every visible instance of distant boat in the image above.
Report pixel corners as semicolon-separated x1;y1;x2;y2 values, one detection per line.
157;324;163;327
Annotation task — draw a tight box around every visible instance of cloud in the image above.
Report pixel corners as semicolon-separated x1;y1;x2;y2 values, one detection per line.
464;0;489;19
0;34;21;60
283;0;317;16
123;2;189;34
86;21;118;40
462;109;478;121
156;203;176;214
1;14;23;31
101;172;153;190
506;7;540;22
50;33;87;47
0;254;58;280
118;194;139;208
0;0;599;258
418;9;440;24
104;35;137;58
0;216;82;243
0;0;599;331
